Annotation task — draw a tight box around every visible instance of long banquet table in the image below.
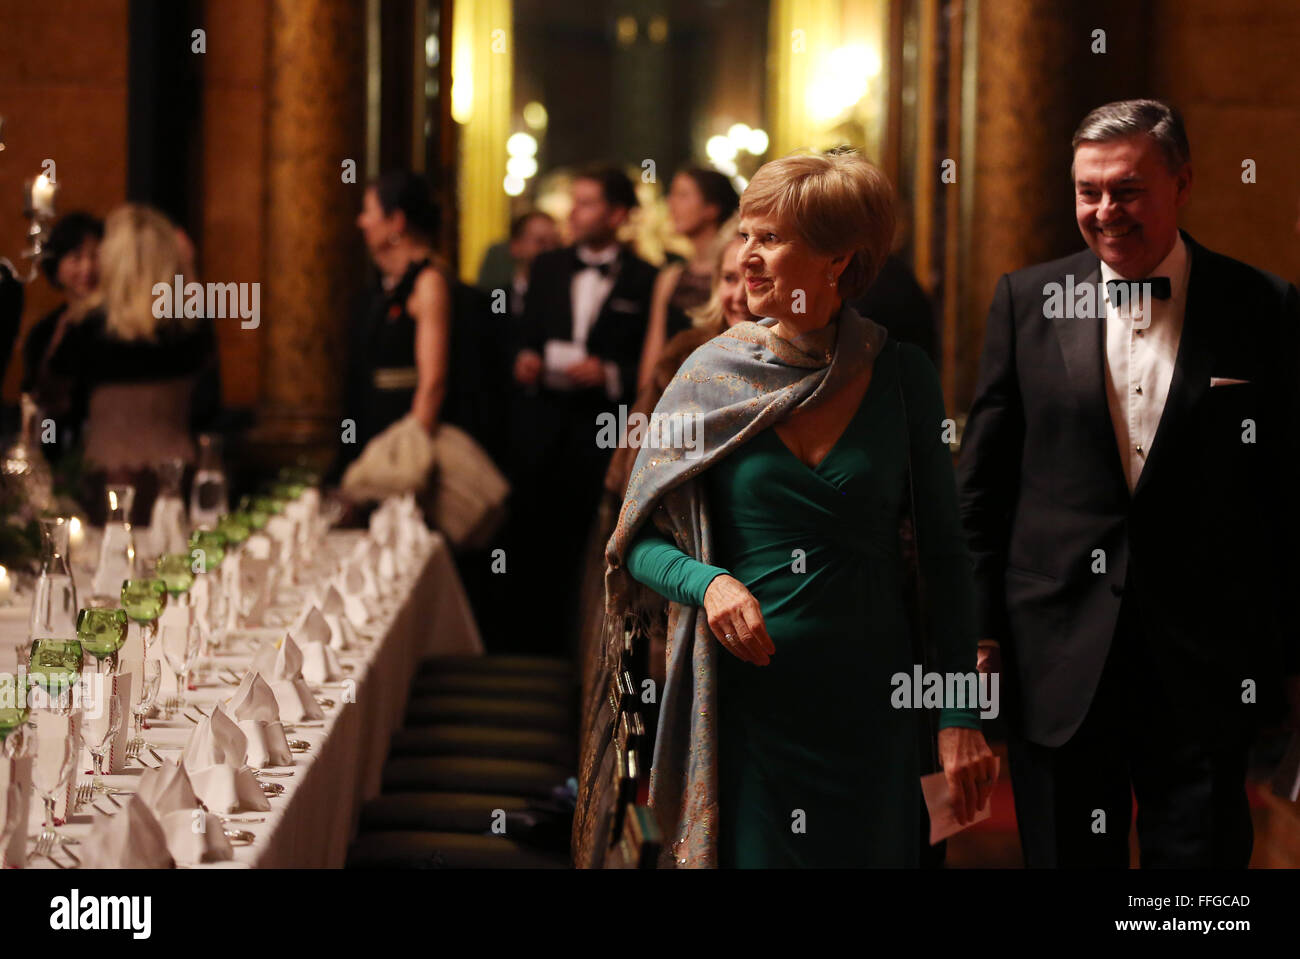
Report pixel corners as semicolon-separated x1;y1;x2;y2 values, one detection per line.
9;528;483;868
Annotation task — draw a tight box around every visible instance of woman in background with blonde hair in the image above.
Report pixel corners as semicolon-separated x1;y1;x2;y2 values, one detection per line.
43;203;220;524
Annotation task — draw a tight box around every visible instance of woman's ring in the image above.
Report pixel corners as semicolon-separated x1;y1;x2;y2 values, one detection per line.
725;633;734;640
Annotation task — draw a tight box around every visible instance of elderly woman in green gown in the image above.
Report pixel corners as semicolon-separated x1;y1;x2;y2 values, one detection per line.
604;150;997;867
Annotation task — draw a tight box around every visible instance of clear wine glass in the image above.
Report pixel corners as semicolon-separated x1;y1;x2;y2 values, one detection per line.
30;710;79;846
30;517;79;642
127;658;162;754
162;620;201;717
91;485;137;602
85;690;123;794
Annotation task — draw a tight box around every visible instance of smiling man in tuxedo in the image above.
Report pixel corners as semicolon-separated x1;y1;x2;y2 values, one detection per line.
959;99;1300;867
508;166;656;655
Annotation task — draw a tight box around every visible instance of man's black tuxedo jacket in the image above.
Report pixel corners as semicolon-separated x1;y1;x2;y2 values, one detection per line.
517;244;656;442
958;231;1300;747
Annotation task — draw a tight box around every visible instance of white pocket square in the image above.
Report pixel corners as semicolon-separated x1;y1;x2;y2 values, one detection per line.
1209;377;1250;387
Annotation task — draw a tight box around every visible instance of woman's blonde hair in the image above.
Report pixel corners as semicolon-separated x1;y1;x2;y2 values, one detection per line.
686;213;746;333
86;204;188;341
738;149;896;300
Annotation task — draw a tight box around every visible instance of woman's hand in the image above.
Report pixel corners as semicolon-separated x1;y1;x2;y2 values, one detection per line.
702;575;775;665
937;727;999;825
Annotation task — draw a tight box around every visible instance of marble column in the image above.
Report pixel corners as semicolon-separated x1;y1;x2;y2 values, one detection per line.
249;0;367;469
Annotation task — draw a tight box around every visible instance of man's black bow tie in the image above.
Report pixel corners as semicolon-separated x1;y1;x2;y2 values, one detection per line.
581;261;613;278
1106;276;1172;302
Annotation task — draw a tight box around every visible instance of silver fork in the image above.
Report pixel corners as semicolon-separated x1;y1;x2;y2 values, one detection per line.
74;782;93;811
33;831;66;868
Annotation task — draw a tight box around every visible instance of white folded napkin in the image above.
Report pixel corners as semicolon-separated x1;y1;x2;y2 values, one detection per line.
294;604;354;652
336;563;377;622
189;574;212;636
82;795;175;869
229;672;292;766
250;633;304;680
369;507;395;546
183;703;248;769
136;761;235;863
230;671;281;722
301;641;343;683
243;531;278;561
246;634;326;721
293;604;330;645
136;760;200;814
160;808;235;864
187;763;269;814
320;584;348;620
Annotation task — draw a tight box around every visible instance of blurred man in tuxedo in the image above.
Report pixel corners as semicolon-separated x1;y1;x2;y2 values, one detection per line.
509;168;656;655
959;99;1300;867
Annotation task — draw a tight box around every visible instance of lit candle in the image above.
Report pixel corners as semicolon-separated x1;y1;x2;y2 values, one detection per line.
29;173;56;218
68;516;85;554
0;565;10;604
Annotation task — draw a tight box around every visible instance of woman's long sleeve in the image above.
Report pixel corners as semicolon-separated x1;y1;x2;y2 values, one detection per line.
900;345;983;732
625;527;729;607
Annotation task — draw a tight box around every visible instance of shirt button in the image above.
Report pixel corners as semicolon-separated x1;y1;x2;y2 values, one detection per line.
1134;385;1142;394
1135;444;1143;454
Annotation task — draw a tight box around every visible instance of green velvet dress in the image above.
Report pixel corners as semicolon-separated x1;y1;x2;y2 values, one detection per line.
626;342;980;867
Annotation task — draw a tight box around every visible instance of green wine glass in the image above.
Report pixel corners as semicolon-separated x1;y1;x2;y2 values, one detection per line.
0;672;30;745
216;513;251;547
76;607;128;675
121;577;168;656
27;638;83;711
155;553;196;597
188;529;227;572
239;496;269;530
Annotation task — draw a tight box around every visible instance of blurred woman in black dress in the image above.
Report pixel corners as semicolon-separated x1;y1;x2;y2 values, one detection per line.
342;171;452;475
22;211;102;463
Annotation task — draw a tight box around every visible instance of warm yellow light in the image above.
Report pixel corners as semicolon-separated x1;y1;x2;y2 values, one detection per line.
616;16;637;46
506;132;538;158
523;101;548;130
450;27;474;124
507;155;538;179
805;44;877;124
746;128;769;155
706;135;738;164
648;16;668;43
727;123;751;144
504;174;526;196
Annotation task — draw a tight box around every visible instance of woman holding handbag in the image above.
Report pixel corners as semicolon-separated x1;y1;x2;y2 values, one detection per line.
345;171;450;468
342;172;508;548
603;151;997;867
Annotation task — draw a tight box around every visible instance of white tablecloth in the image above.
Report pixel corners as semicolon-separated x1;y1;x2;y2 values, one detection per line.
7;528;482;868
